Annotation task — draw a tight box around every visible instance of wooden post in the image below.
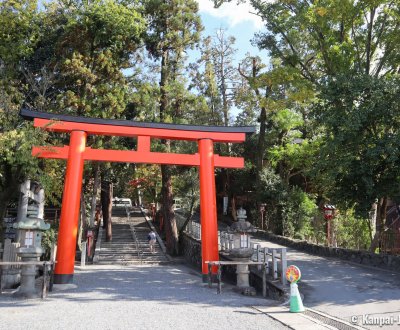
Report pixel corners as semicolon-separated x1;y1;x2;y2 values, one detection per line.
81;241;87;267
281;248;287;285
42;263;48;299
217;264;222;294
264;247;269;274
262;262;266;298
272;249;278;279
257;244;262;271
208;263;212;288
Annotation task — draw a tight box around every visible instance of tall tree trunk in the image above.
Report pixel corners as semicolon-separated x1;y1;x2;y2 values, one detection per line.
161;163;179;255
78;190;87;251
89;163;100;228
256;105;267;184
369;196;387;252
178;187;197;237
239;58;269;188
101;180;113;241
159;49;179;255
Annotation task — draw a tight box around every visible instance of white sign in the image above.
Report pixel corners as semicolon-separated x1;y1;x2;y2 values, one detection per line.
25;231;34;247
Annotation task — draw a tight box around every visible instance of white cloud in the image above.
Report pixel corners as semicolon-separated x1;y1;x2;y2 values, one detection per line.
196;0;263;30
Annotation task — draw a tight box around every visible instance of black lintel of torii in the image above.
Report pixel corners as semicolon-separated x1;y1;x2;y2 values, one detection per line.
20;108;256;134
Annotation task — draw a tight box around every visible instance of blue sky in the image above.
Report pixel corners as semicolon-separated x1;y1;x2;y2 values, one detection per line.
192;0;269;119
195;0;269;63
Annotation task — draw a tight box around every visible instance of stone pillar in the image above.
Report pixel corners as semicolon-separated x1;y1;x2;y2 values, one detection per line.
14;247;42;299
236;264;250;288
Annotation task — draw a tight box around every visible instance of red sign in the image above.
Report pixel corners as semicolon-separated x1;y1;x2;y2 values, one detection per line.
286;265;301;283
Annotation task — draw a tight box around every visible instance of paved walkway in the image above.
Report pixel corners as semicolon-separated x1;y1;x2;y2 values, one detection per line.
0;264;290;330
252;237;400;329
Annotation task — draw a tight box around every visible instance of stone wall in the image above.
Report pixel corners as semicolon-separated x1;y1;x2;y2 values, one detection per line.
181;232;202;270
254;231;400;272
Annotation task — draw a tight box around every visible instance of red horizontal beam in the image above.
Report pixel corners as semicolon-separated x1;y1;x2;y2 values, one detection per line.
33;119;246;143
214;155;244;168
32;146;69;159
32;146;244;168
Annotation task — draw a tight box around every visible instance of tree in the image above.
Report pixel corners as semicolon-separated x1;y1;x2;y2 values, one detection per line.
313;74;400;250
0;0;63;240
189;36;223;125
225;0;400;247
0;0;146;243
250;0;400;82
144;0;202;255
209;29;239;127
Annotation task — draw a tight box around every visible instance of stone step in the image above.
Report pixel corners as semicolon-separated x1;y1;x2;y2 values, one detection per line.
99;249;141;253
97;212;169;264
99;255;165;261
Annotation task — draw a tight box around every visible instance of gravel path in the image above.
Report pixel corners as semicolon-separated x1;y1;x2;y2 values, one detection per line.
0;264;288;330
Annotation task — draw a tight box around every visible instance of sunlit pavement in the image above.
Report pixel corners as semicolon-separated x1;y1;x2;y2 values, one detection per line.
252;237;400;329
0;264;289;330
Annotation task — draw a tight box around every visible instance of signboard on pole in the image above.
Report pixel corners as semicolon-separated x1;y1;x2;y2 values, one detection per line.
223;197;228;215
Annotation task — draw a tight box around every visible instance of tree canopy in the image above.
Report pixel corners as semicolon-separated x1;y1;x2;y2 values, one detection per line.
1;0;400;252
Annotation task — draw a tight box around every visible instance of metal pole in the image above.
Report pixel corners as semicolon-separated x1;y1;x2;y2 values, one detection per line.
54;130;86;284
199;139;219;282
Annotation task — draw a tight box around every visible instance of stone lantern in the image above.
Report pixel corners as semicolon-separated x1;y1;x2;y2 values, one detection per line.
13;217;50;299
12;181;50;298
227;207;257;295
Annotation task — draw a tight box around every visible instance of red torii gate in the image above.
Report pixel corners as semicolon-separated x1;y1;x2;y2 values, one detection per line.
21;108;255;284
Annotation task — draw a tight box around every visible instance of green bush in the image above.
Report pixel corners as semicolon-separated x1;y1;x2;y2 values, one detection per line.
334;209;371;250
41;223;58;260
281;186;317;239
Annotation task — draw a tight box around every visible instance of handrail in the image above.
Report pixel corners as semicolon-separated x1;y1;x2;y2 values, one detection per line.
252;244;287;285
219;229;287;285
126;207;142;263
205;260;268;296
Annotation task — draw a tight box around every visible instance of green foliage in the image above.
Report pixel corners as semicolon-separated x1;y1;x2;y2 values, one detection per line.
334;210;371;250
250;0;400;80
41;225;58;260
0;0;39;65
281;187;317;239
257;167;317;238
313;74;400;216
145;0;202;57
52;0;145;117
173;168;200;211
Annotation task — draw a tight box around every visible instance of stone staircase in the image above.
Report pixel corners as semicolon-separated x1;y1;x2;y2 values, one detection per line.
96;209;169;265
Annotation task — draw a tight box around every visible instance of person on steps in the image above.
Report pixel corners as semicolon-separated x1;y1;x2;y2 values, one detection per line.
148;231;157;253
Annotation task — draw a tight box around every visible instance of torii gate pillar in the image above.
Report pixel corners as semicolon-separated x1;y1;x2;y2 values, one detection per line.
54;131;86;284
199;139;218;281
